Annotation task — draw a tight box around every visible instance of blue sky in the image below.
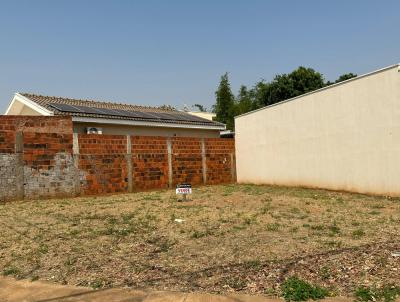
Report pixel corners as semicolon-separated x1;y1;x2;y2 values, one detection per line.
0;0;399;112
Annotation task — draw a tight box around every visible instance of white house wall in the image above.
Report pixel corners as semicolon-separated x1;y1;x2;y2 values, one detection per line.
19;105;42;115
73;122;220;138
235;65;400;196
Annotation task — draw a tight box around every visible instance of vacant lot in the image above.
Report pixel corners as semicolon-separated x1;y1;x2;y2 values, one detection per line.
0;184;399;297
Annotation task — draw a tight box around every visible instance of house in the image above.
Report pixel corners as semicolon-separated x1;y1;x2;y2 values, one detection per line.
235;63;400;196
186;111;216;121
5;93;225;137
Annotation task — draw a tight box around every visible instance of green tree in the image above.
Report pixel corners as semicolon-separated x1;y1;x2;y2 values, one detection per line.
289;66;325;95
258;67;325;107
214;73;235;130
326;73;357;86
249;81;269;109
262;74;293;106
335;73;357;83
235;85;253;115
212;67;355;126
193;104;207;112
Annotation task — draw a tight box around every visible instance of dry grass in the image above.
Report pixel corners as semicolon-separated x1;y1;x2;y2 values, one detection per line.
0;184;399;296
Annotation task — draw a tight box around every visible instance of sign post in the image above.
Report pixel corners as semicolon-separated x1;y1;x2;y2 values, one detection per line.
176;183;192;201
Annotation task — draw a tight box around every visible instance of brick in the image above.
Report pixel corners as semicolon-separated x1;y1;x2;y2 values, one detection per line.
0;116;235;200
131;136;168;190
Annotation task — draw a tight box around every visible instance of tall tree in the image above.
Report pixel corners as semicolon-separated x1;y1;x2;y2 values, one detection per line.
212;67;356;125
249;81;269;109
193;104;207;112
214;73;235;130
289;66;325;95
335;73;357;83
258;67;325;107
235;85;253;115
326;73;357;86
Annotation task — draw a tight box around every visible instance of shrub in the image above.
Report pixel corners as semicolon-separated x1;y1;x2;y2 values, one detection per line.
281;276;329;301
355;286;375;301
3;266;20;276
355;286;400;302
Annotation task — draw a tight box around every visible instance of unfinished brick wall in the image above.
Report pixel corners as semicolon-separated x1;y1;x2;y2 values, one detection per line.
0;116;235;201
205;138;235;184
78;134;128;194
0;119;19;201
0;116;76;200
23;132;75;198
131;136;169;190
0;131;16;153
0;116;73;134
0;153;21;201
171;137;203;186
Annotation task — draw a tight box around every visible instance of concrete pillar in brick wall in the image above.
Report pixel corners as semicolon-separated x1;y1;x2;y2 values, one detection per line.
201;138;207;184
231;152;236;182
167;138;173;188
72;133;81;196
126;135;133;193
15;132;24;200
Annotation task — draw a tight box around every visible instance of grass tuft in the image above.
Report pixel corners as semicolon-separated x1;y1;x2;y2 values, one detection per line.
3;266;20;276
281;276;329;301
355;285;400;302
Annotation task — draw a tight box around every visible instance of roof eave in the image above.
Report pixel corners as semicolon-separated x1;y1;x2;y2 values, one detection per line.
72;116;226;130
5;93;54;115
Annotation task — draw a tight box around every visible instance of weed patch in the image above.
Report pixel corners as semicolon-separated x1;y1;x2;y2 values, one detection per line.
352;229;365;239
266;223;280;231
355;285;400;302
3;266;20;276
281;276;329;301
0;184;399;297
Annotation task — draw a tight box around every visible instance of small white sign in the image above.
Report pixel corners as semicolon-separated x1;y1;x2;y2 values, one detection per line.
176;183;192;195
176;187;192;194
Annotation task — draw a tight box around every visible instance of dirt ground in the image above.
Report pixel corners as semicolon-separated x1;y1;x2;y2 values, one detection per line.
0;184;399;298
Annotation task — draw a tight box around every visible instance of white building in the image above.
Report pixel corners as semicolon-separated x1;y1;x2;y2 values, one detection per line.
235;64;400;196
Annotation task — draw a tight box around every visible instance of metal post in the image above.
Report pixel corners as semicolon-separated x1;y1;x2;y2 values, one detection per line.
230;152;236;182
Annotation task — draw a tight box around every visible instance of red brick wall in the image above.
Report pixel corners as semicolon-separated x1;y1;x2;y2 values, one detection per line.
78;134;128;195
0;117;16;153
23;132;73;169
0;116;235;200
131;136;169;190
0;117;17;132
22;132;75;198
0;116;72;154
171;137;203;186
0;131;16;153
0;116;73;134
0;116;75;199
205;138;235;184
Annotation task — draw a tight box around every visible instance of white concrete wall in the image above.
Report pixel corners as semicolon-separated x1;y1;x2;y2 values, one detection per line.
187;111;216;121
235;65;400;196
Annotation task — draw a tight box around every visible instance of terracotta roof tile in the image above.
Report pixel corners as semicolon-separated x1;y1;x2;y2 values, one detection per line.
20;93;224;128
